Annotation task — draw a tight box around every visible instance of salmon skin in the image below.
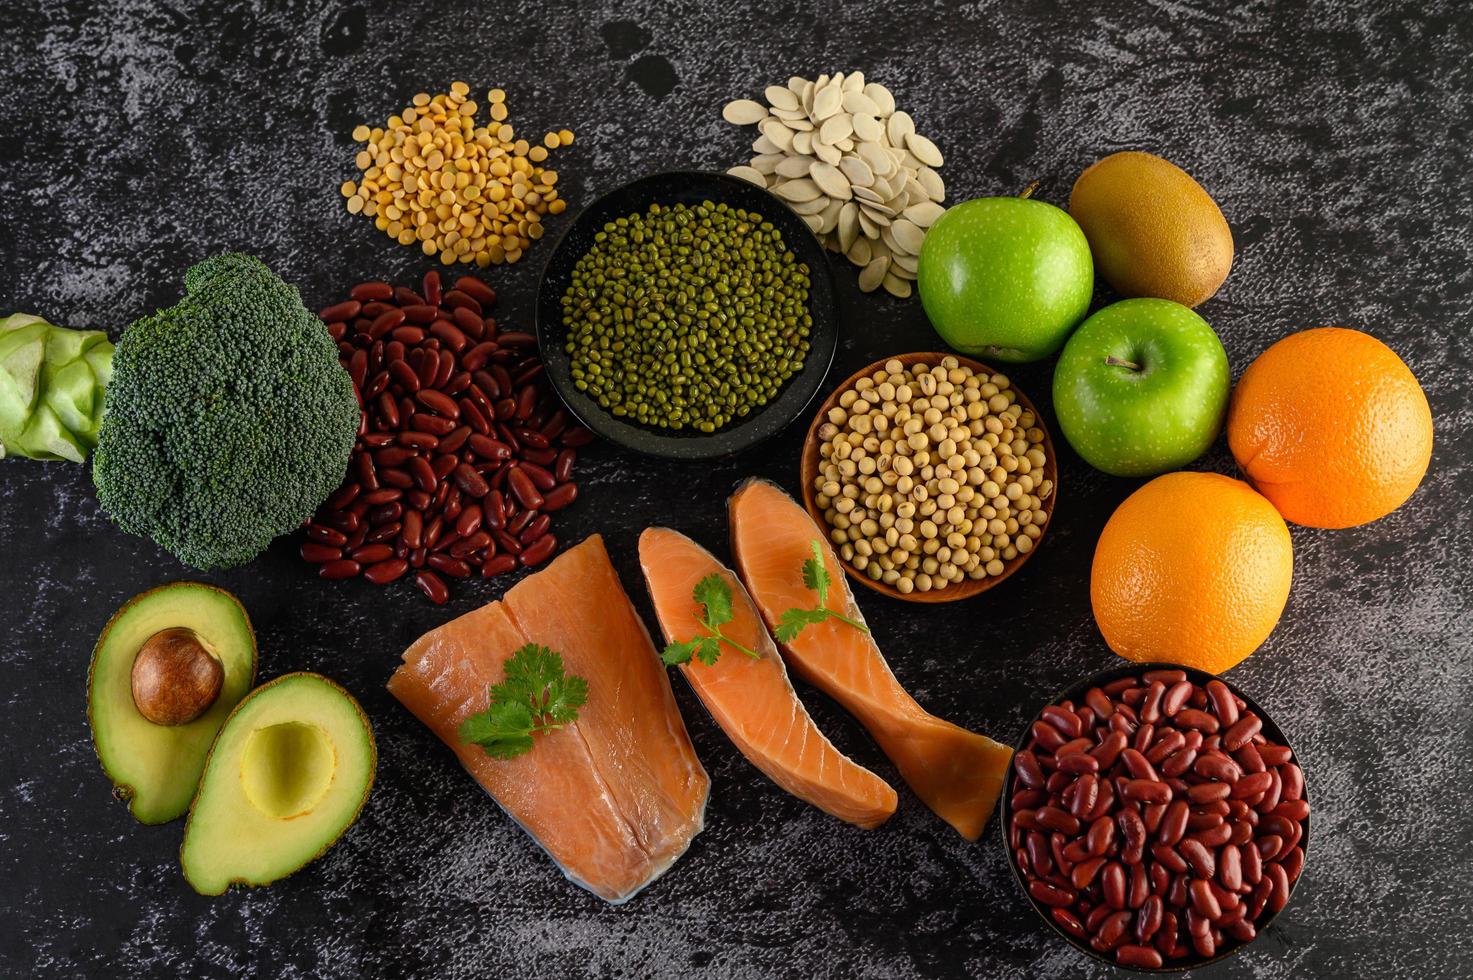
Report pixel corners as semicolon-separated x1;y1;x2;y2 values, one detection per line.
639;527;898;829
388;534;709;904
729;479;1013;841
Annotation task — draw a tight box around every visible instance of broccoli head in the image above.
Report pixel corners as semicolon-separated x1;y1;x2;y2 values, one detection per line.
93;253;359;569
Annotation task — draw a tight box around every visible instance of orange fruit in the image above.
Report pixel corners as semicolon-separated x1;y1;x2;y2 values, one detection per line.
1227;327;1432;528
1091;472;1293;673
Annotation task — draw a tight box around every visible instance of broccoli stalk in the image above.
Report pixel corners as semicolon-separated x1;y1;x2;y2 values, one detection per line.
0;314;114;462
93;253;359;570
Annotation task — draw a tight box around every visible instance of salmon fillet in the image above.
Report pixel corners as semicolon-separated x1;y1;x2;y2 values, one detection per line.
729;479;1013;840
639;527;897;829
387;534;709;903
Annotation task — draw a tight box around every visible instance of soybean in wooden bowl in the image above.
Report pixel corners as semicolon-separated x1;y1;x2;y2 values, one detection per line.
1000;661;1311;973
535;170;838;461
799;352;1058;604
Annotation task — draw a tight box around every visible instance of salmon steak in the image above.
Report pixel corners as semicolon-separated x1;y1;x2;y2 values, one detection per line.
387;534;710;904
729;478;1013;840
639;526;897;829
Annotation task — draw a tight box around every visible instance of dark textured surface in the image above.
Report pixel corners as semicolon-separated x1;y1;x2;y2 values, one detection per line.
1;2;1470;978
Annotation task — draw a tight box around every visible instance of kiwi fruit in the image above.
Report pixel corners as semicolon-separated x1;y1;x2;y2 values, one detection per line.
1070;151;1233;308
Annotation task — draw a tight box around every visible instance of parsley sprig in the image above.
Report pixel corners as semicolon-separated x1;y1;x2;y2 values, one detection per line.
458;644;589;759
660;574;762;667
773;541;869;643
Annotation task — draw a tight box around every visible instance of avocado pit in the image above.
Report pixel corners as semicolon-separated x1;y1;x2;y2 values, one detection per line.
131;627;224;726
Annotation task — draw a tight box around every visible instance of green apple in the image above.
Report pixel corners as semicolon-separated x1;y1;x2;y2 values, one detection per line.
1052;298;1229;477
917;196;1093;362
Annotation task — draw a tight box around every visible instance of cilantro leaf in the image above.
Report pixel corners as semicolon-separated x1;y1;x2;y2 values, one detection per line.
772;540;871;644
501;644;564;701
543;673;589;724
774;606;828;644
661;638;701;666
458;699;536;760
693;573;734;628
459;643;589;760
659;572;762;670
802;540;830;608
694;635;723;666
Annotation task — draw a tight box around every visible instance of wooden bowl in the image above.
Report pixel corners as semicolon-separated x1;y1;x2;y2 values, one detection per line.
799;352;1059;603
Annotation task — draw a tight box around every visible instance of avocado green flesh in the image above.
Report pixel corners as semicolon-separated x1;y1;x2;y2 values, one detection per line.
181;673;375;895
88;583;257;824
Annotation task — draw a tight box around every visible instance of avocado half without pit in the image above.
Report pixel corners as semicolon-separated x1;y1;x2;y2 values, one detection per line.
88;582;258;824
180;672;376;895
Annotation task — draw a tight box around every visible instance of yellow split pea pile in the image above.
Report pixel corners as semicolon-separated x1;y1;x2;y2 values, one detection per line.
341;82;573;267
813;357;1053;595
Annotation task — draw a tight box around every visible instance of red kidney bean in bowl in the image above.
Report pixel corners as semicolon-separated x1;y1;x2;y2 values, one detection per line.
1002;663;1309;972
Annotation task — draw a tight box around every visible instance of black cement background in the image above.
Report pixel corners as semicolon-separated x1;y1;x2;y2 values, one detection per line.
1;1;1471;978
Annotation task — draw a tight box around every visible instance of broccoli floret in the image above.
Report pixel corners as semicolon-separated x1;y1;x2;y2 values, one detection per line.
93;253;359;569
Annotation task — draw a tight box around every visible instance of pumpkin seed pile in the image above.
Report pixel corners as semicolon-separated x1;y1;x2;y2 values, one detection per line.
813;357;1052;594
722;71;946;298
561;201;812;434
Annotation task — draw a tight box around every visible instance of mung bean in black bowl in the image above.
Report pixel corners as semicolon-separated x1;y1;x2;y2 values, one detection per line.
562;200;811;434
536;171;838;461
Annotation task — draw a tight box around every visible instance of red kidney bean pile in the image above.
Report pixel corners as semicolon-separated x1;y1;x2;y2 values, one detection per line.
303;271;590;604
1008;669;1309;970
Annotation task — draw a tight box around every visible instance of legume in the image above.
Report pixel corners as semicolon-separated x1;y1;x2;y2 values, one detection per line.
344;83;572;267
561;201;812;433
1009;670;1309;968
813;355;1052;594
303;270;591;604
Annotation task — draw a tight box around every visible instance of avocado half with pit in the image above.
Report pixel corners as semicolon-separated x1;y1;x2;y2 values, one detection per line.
88;582;258;824
180;672;375;895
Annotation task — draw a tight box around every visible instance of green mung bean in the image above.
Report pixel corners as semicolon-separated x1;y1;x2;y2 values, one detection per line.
562;200;812;433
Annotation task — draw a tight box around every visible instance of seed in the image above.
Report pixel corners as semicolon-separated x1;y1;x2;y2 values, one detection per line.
307;272;584;602
904;132;944;167
818;113;854;145
814;358;1050;595
886;110;915;146
812;84;842;119
889;218;926;256
721;71;946;295
345;83;572;266
727;165;767;186
858;254;890;293
774;177;822;203
724;99;768;124
560;201;812;433
810;162;852;200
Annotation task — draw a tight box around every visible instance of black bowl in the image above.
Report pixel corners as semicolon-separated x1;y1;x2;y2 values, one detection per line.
535;170;838;460
1001;661;1310;973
